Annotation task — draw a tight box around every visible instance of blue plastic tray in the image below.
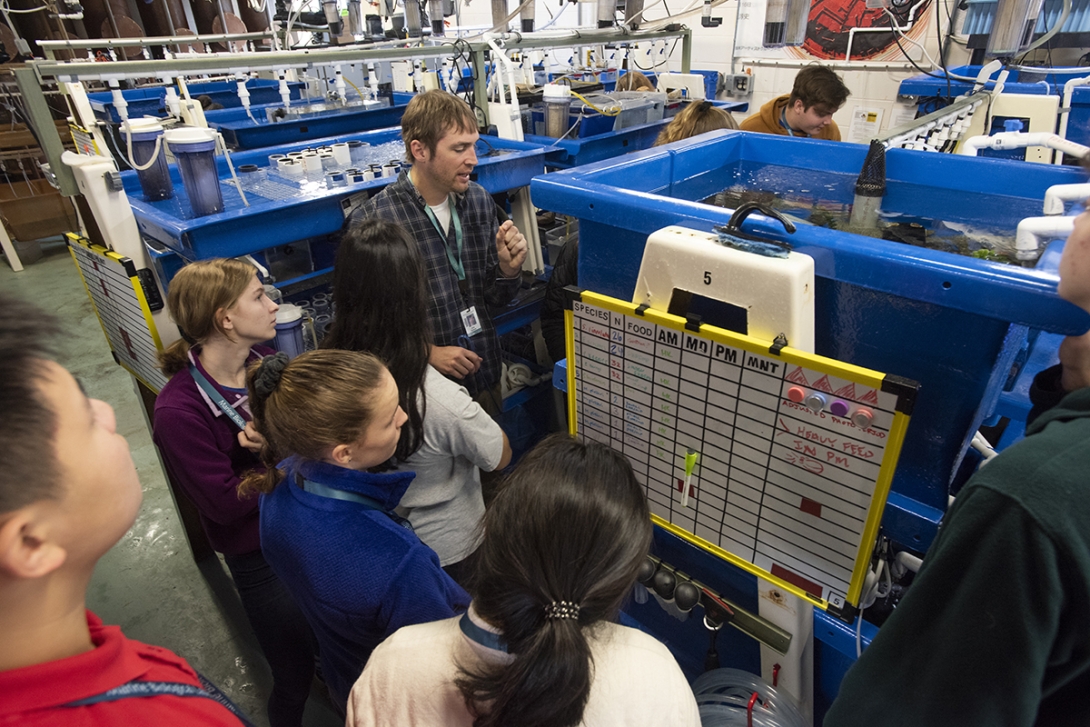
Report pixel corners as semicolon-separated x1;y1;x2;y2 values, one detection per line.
211;92;415;149
525;100;748;168
125;126;552;260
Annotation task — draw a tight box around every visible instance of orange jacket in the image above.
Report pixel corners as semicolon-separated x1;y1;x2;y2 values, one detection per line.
739;95;841;141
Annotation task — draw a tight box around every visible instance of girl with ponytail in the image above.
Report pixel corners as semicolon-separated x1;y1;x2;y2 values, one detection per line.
240;350;470;713
346;434;700;727
153;258;316;727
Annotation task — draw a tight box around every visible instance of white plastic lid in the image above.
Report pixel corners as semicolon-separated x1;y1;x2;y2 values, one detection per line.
276;303;303;323
163;127;218;147
120;116;165;136
543;83;571;101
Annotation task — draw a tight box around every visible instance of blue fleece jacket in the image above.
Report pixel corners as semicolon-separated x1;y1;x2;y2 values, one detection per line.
259;457;469;709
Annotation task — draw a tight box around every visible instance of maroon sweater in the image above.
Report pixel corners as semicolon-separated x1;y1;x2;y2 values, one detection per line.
152;346;273;556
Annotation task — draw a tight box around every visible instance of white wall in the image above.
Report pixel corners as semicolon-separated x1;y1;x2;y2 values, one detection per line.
451;0;972;137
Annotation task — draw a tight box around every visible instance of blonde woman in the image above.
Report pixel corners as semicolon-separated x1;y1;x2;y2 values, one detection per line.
154;259;315;727
655;100;739;147
616;69;655;92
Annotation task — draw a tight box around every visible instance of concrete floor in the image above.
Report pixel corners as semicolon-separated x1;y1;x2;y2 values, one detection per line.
1;241;341;727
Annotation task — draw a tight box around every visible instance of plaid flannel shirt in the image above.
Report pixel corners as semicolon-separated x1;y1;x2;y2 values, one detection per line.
348;172;520;395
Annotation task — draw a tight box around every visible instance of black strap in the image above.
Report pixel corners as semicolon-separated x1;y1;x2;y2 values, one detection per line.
63;673;257;726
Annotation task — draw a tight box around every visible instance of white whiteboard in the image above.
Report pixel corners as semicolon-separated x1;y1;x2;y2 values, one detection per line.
566;291;916;615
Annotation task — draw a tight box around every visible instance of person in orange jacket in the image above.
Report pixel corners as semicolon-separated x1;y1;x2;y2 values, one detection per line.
740;65;850;141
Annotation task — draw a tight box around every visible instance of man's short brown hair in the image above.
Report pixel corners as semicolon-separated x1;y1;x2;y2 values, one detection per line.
789;65;850;113
401;90;479;163
0;293;61;514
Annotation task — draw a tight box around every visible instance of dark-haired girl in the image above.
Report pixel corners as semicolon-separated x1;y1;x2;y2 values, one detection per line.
323;219;510;584
346;434;700;727
241;350;469;712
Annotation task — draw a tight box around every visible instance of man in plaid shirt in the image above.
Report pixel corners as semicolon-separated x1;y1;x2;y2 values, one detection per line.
347;91;528;405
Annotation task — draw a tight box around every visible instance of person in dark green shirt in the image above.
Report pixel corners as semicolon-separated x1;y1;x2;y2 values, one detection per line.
825;211;1090;727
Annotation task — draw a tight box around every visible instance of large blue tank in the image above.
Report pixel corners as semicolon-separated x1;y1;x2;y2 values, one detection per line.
532;130;1090;717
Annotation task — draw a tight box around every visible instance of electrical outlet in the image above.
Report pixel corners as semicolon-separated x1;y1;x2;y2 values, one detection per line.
726;73;752;97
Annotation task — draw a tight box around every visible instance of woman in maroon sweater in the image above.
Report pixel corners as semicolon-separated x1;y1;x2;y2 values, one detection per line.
153;258;316;727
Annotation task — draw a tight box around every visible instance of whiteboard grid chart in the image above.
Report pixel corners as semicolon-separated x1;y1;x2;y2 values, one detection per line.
69;235;169;393
565;291;916;615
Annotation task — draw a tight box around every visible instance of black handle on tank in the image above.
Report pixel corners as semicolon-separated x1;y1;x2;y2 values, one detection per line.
726;201;797;236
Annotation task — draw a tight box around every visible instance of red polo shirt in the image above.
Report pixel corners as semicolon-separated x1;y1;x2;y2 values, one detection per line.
0;611;246;726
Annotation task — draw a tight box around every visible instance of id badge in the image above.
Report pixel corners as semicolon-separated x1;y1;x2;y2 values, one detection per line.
461;306;483;337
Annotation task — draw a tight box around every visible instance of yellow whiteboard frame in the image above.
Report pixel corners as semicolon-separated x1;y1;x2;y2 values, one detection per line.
67;233;166;392
566;290;915;614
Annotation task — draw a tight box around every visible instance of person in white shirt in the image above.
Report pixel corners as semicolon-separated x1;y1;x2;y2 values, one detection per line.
346;434;701;727
323;218;511;585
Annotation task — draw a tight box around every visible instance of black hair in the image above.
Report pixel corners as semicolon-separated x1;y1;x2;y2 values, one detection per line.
323;218;429;461
456;434;653;727
0;292;62;512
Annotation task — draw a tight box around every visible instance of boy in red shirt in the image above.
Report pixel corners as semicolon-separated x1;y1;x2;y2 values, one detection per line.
0;292;249;726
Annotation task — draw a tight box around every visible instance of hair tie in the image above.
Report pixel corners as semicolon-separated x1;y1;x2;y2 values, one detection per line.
544;601;580;621
177;327;197;346
253;352;290;398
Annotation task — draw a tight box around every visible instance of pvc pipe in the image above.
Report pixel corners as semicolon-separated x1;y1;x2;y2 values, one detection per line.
367;63;379;100
959;131;1090;160
1055;75;1090;163
333;64;347;103
487;37;520;107
1015;214;1076;261
277;68;292;110
109;79;128;122
236;75;257;124
1043;182;1090;215
970;430;997;462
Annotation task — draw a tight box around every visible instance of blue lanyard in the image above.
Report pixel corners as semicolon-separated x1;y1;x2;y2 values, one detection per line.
780;107;802;137
188;362;247;431
64;672;257;727
423;196;466;281
301;477;413;530
459;611;507;653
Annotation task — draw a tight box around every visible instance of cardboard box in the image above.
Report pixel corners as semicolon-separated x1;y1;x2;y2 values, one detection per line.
0;178;78;242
